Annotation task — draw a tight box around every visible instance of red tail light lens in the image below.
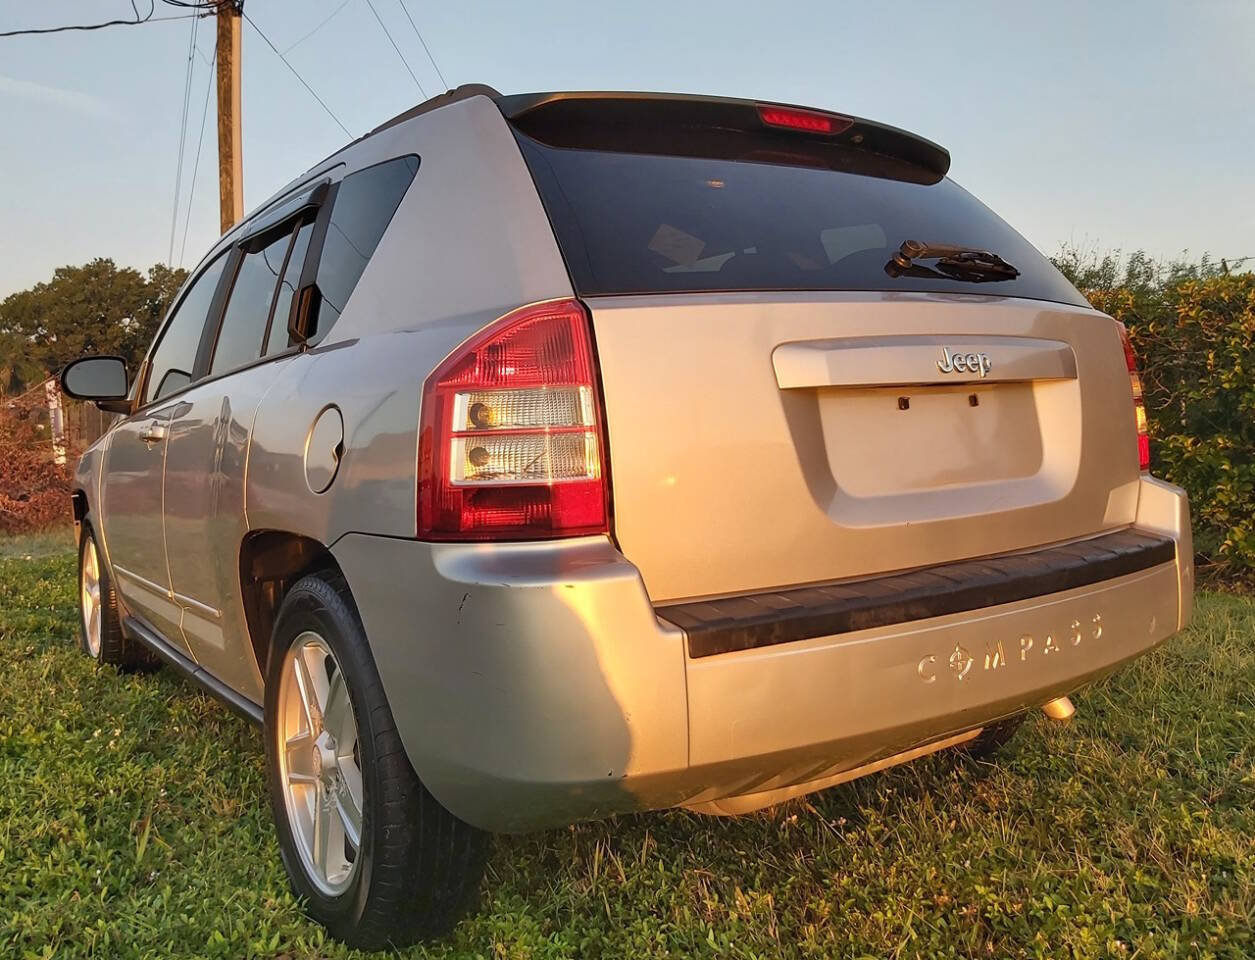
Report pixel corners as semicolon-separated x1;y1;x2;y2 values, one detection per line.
418;299;610;540
1117;322;1150;472
757;104;853;135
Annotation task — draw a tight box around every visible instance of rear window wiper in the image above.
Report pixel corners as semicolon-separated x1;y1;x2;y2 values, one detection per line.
885;240;1020;281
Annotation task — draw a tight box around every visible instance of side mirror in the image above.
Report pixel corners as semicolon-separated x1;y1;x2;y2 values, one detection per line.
60;356;132;414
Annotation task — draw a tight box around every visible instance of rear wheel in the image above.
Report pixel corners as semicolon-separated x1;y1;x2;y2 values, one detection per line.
265;572;488;949
77;522;156;669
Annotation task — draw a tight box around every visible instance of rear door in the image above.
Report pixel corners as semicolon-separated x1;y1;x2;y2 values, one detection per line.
100;252;230;648
510;99;1141;604
163;215;312;701
164;157;418;699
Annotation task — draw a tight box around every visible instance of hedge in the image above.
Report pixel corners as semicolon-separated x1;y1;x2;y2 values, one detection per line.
0;405;72;535
1057;251;1255;576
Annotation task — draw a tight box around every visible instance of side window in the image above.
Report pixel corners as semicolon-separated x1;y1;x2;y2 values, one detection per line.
314;155;418;336
264;220;313;356
209;230;292;377
146;253;228;404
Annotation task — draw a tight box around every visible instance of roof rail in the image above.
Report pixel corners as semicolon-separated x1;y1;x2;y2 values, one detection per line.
307;83;501;175
364;83;503;141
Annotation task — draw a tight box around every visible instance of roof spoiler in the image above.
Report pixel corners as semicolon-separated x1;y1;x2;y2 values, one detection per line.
496;91;951;180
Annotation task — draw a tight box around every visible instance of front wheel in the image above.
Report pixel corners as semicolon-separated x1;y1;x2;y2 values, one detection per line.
77;521;157;669
264;571;488;949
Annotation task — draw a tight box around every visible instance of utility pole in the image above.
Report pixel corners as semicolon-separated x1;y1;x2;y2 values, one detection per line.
216;0;243;234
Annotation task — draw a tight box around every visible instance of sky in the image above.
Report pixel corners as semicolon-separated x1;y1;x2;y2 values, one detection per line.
1;0;1252;297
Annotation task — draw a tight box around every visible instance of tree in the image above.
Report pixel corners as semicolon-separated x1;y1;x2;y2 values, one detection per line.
0;259;187;395
0;330;44;396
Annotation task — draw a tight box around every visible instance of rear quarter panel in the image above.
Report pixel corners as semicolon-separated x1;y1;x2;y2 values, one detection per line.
246;93;573;544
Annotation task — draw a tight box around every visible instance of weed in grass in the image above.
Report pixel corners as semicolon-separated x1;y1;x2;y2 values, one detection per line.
0;543;1252;958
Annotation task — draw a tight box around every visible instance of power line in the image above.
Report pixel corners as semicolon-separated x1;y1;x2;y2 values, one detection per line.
242;10;353;139
0;2;206;38
168;13;200;265
180;44;217;266
0;1;152;37
396;0;448;90
283;0;354;54
361;0;426;97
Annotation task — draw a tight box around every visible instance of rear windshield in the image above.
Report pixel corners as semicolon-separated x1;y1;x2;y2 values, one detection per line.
515;134;1087;307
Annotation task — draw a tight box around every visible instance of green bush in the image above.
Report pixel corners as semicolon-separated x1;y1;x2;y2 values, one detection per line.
1055;250;1255;575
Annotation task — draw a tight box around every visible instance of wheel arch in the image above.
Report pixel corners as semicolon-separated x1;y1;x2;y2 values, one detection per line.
70;488;88;543
239;529;346;680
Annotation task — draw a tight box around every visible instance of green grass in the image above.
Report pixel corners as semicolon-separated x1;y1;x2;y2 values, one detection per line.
2;536;1253;959
0;527;73;560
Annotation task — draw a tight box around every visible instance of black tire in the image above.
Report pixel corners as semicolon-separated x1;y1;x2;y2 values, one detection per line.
964;713;1026;761
264;571;489;949
77;521;158;669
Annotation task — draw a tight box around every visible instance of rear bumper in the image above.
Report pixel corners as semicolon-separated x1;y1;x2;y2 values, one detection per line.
333;477;1192;833
662;528;1175;659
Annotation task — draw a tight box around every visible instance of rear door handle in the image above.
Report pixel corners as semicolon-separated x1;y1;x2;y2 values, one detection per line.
138;421;166;445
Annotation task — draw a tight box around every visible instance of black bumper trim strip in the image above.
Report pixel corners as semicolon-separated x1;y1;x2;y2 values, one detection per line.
660;529;1177;659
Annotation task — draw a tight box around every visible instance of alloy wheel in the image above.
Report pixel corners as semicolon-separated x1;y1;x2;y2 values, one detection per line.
277;631;364;896
80;537;102;659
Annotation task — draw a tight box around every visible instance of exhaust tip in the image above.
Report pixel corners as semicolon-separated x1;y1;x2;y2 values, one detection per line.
1042;696;1076;722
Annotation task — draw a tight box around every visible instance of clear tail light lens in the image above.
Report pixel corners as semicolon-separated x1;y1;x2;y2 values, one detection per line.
418;299;610;540
1117;322;1151;472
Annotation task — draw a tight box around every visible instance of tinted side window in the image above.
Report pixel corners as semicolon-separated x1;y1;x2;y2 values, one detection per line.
210;231;291;377
314;156;418;335
264;220;313;356
146;253;228;403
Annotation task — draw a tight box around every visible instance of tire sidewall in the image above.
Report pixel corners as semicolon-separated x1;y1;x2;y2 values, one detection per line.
264;575;380;933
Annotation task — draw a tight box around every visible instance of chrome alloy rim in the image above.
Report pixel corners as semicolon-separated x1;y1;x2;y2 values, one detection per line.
277;631;364;896
80;538;102;658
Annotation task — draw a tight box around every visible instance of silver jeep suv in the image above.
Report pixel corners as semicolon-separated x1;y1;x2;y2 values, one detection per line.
61;86;1193;948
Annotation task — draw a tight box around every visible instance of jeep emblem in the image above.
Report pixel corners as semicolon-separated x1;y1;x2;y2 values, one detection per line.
937;347;992;378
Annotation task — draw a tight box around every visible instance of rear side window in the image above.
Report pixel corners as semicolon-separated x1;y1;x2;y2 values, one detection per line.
516;136;1087;307
313;155;419;334
210;230;292;376
146;253;228;404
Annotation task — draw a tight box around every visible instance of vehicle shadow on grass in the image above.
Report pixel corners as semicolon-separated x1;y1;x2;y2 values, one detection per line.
485;740;1017;895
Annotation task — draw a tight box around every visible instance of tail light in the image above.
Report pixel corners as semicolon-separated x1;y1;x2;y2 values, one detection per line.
418;299;610;540
1117;322;1150;472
